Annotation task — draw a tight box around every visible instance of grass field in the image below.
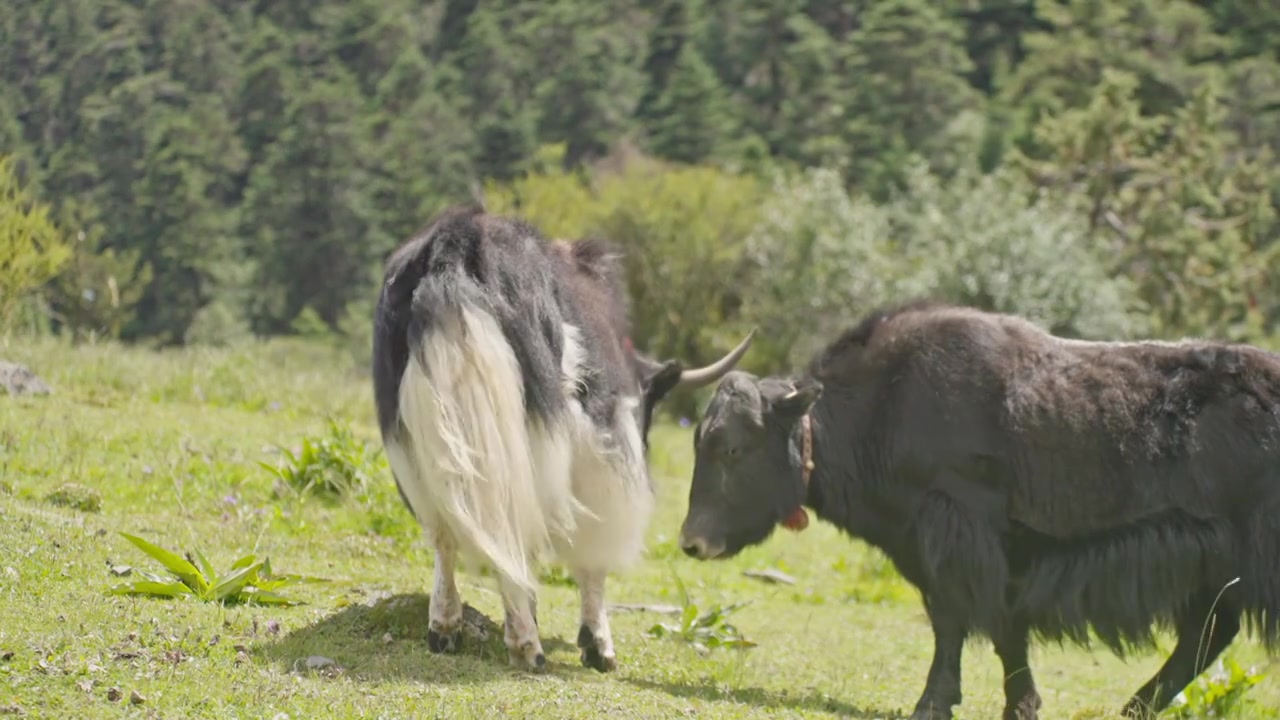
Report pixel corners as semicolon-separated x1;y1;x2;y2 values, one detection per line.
2;336;1278;719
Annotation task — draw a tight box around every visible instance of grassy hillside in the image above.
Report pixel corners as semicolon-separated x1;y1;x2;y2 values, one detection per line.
1;338;1277;719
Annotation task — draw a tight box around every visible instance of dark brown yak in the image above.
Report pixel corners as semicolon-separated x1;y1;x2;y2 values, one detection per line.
677;300;1280;719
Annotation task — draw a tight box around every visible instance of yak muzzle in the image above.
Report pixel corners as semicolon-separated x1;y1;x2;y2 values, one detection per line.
678;529;725;560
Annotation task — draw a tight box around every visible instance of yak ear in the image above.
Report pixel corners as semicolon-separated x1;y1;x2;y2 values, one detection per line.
767;377;822;420
631;349;683;409
640;358;683;408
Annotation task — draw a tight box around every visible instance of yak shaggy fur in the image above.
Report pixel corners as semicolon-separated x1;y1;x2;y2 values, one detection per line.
808;301;1280;717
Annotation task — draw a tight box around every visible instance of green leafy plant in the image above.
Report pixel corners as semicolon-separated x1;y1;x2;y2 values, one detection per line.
1165;655;1266;719
260;417;382;499
107;532;324;606
539;565;577;588
645;570;758;655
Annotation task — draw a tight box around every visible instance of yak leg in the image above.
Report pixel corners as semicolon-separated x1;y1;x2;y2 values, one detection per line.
992;620;1041;720
1121;589;1241;719
427;525;463;654
573;568;618;673
500;574;547;672
909;600;968;720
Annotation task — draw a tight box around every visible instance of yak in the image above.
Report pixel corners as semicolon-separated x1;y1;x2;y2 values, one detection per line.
372;205;752;672
676;299;1280;719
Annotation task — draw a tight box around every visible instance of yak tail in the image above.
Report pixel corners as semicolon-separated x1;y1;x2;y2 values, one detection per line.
388;269;578;595
1240;500;1280;651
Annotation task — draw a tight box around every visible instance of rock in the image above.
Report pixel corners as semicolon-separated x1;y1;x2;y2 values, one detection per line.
0;361;51;397
296;655;344;678
303;655;336;670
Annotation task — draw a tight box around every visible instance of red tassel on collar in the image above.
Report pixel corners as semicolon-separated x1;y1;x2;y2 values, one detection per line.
783;413;815;532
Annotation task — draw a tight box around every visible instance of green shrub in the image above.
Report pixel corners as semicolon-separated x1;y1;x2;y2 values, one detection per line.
0;155;71;333
260;418;384;500
739;160;1146;372
486;153;767;415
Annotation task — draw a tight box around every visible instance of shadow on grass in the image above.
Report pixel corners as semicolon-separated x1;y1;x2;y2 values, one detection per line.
624;677;907;719
254;592;583;684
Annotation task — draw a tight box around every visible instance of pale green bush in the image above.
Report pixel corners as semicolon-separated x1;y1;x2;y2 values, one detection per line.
738;160;1147;371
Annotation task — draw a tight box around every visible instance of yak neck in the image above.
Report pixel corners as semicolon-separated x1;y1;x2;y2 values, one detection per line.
783;408;825;532
794;398;849;526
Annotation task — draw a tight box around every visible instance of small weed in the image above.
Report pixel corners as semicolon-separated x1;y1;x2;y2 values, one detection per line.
107;532;325;606
539;565;577;588
260;417;382;499
1166;656;1266;718
43;482;102;512
645;569;758;656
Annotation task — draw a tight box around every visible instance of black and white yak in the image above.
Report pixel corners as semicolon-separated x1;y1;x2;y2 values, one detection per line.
372;205;752;672
676;300;1280;719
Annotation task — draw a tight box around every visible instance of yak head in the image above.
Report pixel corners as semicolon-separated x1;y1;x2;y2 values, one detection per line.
678;370;823;560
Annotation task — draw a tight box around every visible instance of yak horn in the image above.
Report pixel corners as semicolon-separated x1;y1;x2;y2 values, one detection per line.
676;328;756;389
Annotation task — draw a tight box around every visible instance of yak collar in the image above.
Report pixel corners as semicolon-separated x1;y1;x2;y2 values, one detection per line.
782;412;815;532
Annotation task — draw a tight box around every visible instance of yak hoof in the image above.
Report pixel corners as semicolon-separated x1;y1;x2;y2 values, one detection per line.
506;649;547;672
909;703;953;720
1004;692;1042;720
1119;698;1157;720
579;645;618;673
507;642;548;673
427;627;460;654
577;624;618;673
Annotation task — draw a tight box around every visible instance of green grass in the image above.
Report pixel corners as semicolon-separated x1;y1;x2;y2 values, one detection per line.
1;335;1278;719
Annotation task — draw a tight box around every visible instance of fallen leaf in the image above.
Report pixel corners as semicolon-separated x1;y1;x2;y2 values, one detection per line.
129;690;145;705
743;568;797;585
609;603;682;615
